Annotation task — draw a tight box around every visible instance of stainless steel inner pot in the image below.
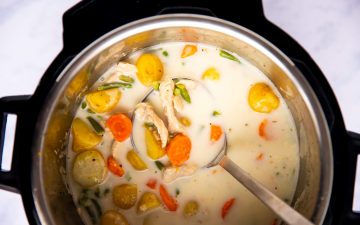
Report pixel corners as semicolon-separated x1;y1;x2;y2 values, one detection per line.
31;14;333;225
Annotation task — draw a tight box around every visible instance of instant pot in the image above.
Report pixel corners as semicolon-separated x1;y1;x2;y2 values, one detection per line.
0;0;359;225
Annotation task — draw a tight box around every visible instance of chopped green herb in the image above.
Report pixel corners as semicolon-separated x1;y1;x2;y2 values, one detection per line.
144;122;156;129
175;188;180;197
81;102;87;109
94;187;101;198
96;115;103;120
219;50;241;63
173;78;180;83
175;83;191;103
103;188;110;196
162;51;169;57
125;173;132;181
90;198;102;218
155;161;165;171
152;81;160;91
87;116;104;135
97;82;132;91
212;110;221;116
119;75;134;83
87;108;95;114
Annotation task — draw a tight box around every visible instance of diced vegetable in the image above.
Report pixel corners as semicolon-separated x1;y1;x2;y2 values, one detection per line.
71;118;102;152
154;161;165;171
258;119;269;140
159;184;178;211
137;192;161;213
97;82;132;91
179;117;191;127
202;67;220;80
72;150;107;187
145;127;166;160
146;179;157;189
127;150;148;170
100;210;130;225
248;83;280;113
106;113;132;142
162;51;169;57
256;152;264;161
86;88;121;113
152;81;160;91
136;53;164;86
112;184;137;209
81;101;87;109
181;45;197;58
119;75;135;83
212;110;221;116
219;50;241;63
210;124;223;142
183;201;199;217
87;116;105;135
107;156;125;177
221;198;235;219
166;134;191;166
175;84;191;103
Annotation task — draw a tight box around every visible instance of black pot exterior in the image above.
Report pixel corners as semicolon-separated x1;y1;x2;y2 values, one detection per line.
0;0;359;224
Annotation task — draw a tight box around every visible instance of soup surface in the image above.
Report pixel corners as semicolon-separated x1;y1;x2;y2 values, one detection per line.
67;42;299;225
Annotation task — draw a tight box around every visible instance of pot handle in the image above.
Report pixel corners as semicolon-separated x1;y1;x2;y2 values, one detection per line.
0;95;30;193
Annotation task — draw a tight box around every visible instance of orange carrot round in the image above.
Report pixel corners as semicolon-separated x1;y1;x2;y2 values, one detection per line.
166;134;191;166
221;198;235;219
106;113;132;142
181;45;197;58
146;178;157;189
159;184;178;211
258;119;268;140
210;124;223;142
107;156;124;177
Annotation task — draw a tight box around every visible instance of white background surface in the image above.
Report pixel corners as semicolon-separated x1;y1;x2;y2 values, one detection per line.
0;0;359;224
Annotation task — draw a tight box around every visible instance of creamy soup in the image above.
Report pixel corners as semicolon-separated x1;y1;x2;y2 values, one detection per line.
67;42;299;225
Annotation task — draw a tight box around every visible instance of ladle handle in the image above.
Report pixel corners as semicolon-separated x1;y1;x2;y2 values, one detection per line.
219;156;314;225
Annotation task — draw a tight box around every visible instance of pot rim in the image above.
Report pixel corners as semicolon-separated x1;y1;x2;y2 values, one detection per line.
31;13;333;225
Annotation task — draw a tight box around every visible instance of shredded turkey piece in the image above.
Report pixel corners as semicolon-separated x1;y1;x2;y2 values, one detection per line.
163;164;198;183
159;80;186;134
134;103;168;148
106;62;137;83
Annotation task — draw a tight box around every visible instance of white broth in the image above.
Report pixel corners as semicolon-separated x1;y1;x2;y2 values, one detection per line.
67;42;299;225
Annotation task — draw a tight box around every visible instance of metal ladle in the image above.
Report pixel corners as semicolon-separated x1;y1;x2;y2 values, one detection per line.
131;78;314;225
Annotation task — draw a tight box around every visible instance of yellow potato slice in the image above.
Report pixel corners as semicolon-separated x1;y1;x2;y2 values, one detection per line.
113;184;137;209
126;150;148;171
202;67;220;80
248;82;280;113
86;88;121;113
72;150;107;187
137;192;161;214
72;118;102;152
145;127;166;160
136;53;163;86
101;210;130;225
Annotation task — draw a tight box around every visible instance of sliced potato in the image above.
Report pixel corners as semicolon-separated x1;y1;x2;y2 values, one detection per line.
113;184;137;209
137;192;161;214
202;67;220;80
183;200;199;217
136;53;163;86
101;210;130;225
127;150;148;170
248;83;279;113
145;127;166;160
72;118;102;152
86;88;121;113
72;150;107;187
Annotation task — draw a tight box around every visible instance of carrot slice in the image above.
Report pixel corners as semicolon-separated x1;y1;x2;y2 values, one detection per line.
221;198;235;219
166;134;191;166
181;45;197;58
107;156;124;177
256;152;264;161
106;113;132;142
210;124;223;142
146;179;157;189
258;119;268;140
159;184;178;211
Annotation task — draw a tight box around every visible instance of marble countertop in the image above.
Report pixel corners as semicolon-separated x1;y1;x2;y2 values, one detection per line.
0;0;359;224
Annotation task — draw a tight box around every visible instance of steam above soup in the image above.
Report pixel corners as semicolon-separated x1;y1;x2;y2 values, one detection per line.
67;42;299;225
